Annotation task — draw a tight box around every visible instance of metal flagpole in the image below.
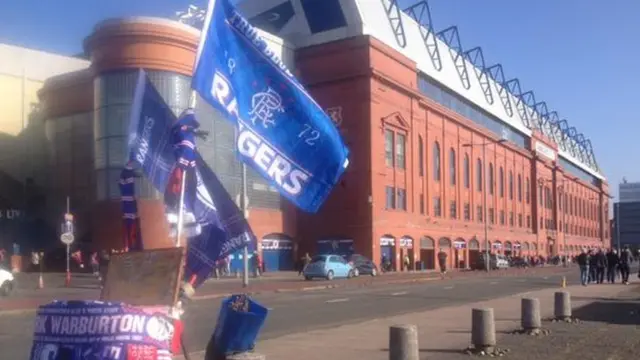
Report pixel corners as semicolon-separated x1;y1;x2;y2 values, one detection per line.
65;196;71;286
176;92;198;248
241;164;249;288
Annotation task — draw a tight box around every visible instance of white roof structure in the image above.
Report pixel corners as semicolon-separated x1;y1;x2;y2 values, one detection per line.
236;0;603;180
0;43;89;81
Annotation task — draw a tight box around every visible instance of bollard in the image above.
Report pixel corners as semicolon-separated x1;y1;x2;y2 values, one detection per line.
389;324;419;360
471;308;496;352
554;291;571;320
225;353;266;360
521;298;541;330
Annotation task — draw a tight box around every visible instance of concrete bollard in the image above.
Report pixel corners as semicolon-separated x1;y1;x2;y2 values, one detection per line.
521;298;541;330
225;353;266;360
471;308;496;351
554;291;572;320
389;324;419;360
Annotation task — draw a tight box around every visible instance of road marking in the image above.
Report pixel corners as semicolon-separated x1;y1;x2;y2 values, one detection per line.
326;298;349;303
443;286;454;290
543;277;549;280
489;281;498;285
267;307;274;311
517;279;527;282
391;291;407;296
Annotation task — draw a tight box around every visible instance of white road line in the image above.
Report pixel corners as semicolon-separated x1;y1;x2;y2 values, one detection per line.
391;291;408;296
489;281;499;285
543;277;549;280
517;279;527;282
443;286;454;290
267;307;274;311
326;298;350;303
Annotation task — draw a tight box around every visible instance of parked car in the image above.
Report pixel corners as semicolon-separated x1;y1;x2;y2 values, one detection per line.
0;266;14;296
344;254;378;277
473;254;510;270
303;255;356;280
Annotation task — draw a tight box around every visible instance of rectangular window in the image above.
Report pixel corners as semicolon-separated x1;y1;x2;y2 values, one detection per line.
385;186;395;209
384;130;394;167
476;205;483;222
395;133;406;169
540;216;544;229
419;195;425;214
509;212;514;226
418;139;424;176
433;197;442;217
489;208;495;224
449;200;457;219
518;214;523;227
500;210;505;225
397;188;407;210
527;215;531;228
464;203;470;221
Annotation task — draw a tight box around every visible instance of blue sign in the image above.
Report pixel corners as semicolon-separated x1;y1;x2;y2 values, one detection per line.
29;301;174;360
192;0;350;213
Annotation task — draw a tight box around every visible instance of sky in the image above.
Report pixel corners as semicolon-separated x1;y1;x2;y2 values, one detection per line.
0;0;637;200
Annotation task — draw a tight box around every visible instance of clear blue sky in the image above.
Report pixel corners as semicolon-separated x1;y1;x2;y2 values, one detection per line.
0;0;637;200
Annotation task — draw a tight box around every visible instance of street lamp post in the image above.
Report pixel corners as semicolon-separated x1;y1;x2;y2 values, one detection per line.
463;139;506;272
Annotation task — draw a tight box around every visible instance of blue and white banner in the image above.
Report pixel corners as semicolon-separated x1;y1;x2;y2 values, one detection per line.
128;70;255;288
29;300;174;360
192;0;350;213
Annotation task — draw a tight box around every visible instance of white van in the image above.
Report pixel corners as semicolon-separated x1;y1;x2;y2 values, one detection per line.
0;267;14;296
495;255;510;269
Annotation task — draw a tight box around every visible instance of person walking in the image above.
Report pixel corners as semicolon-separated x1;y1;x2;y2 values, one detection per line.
576;248;590;286
606;249;620;284
437;250;448;277
619;245;633;285
594;248;607;284
588;249;597;283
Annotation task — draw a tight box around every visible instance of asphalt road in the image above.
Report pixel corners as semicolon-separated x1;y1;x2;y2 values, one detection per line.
0;269;585;359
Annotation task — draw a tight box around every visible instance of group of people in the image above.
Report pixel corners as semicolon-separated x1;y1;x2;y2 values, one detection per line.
575;246;635;285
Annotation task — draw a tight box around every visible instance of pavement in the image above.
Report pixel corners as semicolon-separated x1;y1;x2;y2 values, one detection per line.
248;282;639;360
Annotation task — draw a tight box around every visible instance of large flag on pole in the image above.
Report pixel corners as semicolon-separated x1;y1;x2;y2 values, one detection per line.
119;164;143;251
127;69;255;288
192;0;350;213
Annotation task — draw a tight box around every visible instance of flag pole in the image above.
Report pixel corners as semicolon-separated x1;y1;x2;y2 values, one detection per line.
241;163;249;288
175;91;198;248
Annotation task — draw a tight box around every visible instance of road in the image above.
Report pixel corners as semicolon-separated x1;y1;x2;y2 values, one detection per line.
0;268;582;359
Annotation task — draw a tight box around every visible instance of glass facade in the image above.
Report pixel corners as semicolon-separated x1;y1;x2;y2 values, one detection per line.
417;72;601;187
558;157;599;186
417;73;529;149
93;69;280;210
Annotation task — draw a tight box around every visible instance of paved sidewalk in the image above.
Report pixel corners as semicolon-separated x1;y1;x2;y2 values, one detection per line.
240;283;630;360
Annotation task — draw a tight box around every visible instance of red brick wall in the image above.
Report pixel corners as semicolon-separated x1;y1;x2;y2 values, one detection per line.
293;35;609;270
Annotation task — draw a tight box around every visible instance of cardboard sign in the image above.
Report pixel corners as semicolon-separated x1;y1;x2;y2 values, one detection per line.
101;248;185;307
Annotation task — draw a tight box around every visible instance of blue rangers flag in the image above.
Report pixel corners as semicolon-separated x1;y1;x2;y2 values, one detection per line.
128;69;255;289
192;0;350;213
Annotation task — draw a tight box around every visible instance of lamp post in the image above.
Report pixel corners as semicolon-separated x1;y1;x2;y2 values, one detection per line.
463;139;506;272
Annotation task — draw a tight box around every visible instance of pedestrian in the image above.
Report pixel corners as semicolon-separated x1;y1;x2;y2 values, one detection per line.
437;250;448;277
588;249;597;283
90;252;100;277
576;248;590;286
403;254;411;271
298;253;311;275
619;245;633;285
594;248;607;284
98;250;110;286
606;249;619;284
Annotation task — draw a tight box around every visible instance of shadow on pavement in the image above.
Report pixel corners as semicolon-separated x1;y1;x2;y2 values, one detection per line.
572;297;640;325
379;348;463;354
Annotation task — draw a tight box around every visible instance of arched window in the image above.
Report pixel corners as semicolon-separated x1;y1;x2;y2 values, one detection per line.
488;163;494;194
476;158;483;191
433;142;441;181
463;154;470;189
509;171;514;200
418;136;424;176
449;148;456;186
499;167;504;198
517;174;522;202
525;177;530;204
